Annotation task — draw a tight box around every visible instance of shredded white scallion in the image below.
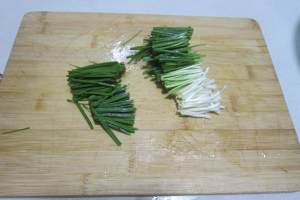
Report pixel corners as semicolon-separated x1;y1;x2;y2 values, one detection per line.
161;64;224;118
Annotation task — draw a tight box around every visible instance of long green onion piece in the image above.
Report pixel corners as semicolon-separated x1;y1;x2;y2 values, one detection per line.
121;30;142;46
1;127;30;135
74;101;94;129
128;27;223;118
67;61;137;145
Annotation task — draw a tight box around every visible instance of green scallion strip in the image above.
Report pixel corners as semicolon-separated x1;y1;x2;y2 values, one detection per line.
121;30;142;46
1;127;30;135
67;61;137;145
74;101;94;129
100;120;122;146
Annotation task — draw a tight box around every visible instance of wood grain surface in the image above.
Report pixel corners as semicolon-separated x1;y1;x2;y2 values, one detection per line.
0;12;299;196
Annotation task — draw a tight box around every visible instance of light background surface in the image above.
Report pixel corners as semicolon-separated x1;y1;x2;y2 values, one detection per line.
0;0;299;199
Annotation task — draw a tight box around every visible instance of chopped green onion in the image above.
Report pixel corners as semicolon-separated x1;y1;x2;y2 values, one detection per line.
129;26;223;118
67;62;137;145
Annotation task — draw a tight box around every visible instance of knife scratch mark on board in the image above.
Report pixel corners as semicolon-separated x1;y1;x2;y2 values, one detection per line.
246;65;255;80
40;22;48;34
80;173;91;194
35;93;45;111
40;12;48;34
230;95;238;112
182;118;190;130
128;151;136;174
90;35;98;48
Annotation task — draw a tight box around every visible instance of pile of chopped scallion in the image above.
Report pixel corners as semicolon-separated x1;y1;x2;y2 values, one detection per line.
67;26;223;146
67;61;137;146
128;26;223;118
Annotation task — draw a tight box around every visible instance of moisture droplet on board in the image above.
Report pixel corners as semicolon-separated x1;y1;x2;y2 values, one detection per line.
208;152;216;159
259;151;266;158
103;169;109;177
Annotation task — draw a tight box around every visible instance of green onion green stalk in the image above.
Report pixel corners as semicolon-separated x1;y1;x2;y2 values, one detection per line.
67;61;137;146
128;27;223;118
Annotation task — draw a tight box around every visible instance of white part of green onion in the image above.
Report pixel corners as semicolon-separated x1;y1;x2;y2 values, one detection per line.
161;64;224;118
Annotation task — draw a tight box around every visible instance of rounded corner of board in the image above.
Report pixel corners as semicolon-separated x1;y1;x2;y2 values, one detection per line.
22;11;47;20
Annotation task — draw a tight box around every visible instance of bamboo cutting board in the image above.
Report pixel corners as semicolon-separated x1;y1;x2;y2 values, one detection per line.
0;12;300;196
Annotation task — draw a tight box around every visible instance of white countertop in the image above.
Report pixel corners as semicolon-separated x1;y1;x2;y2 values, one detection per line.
0;0;299;199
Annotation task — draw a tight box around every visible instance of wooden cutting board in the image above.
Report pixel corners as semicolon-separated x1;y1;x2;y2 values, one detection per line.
0;12;300;196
